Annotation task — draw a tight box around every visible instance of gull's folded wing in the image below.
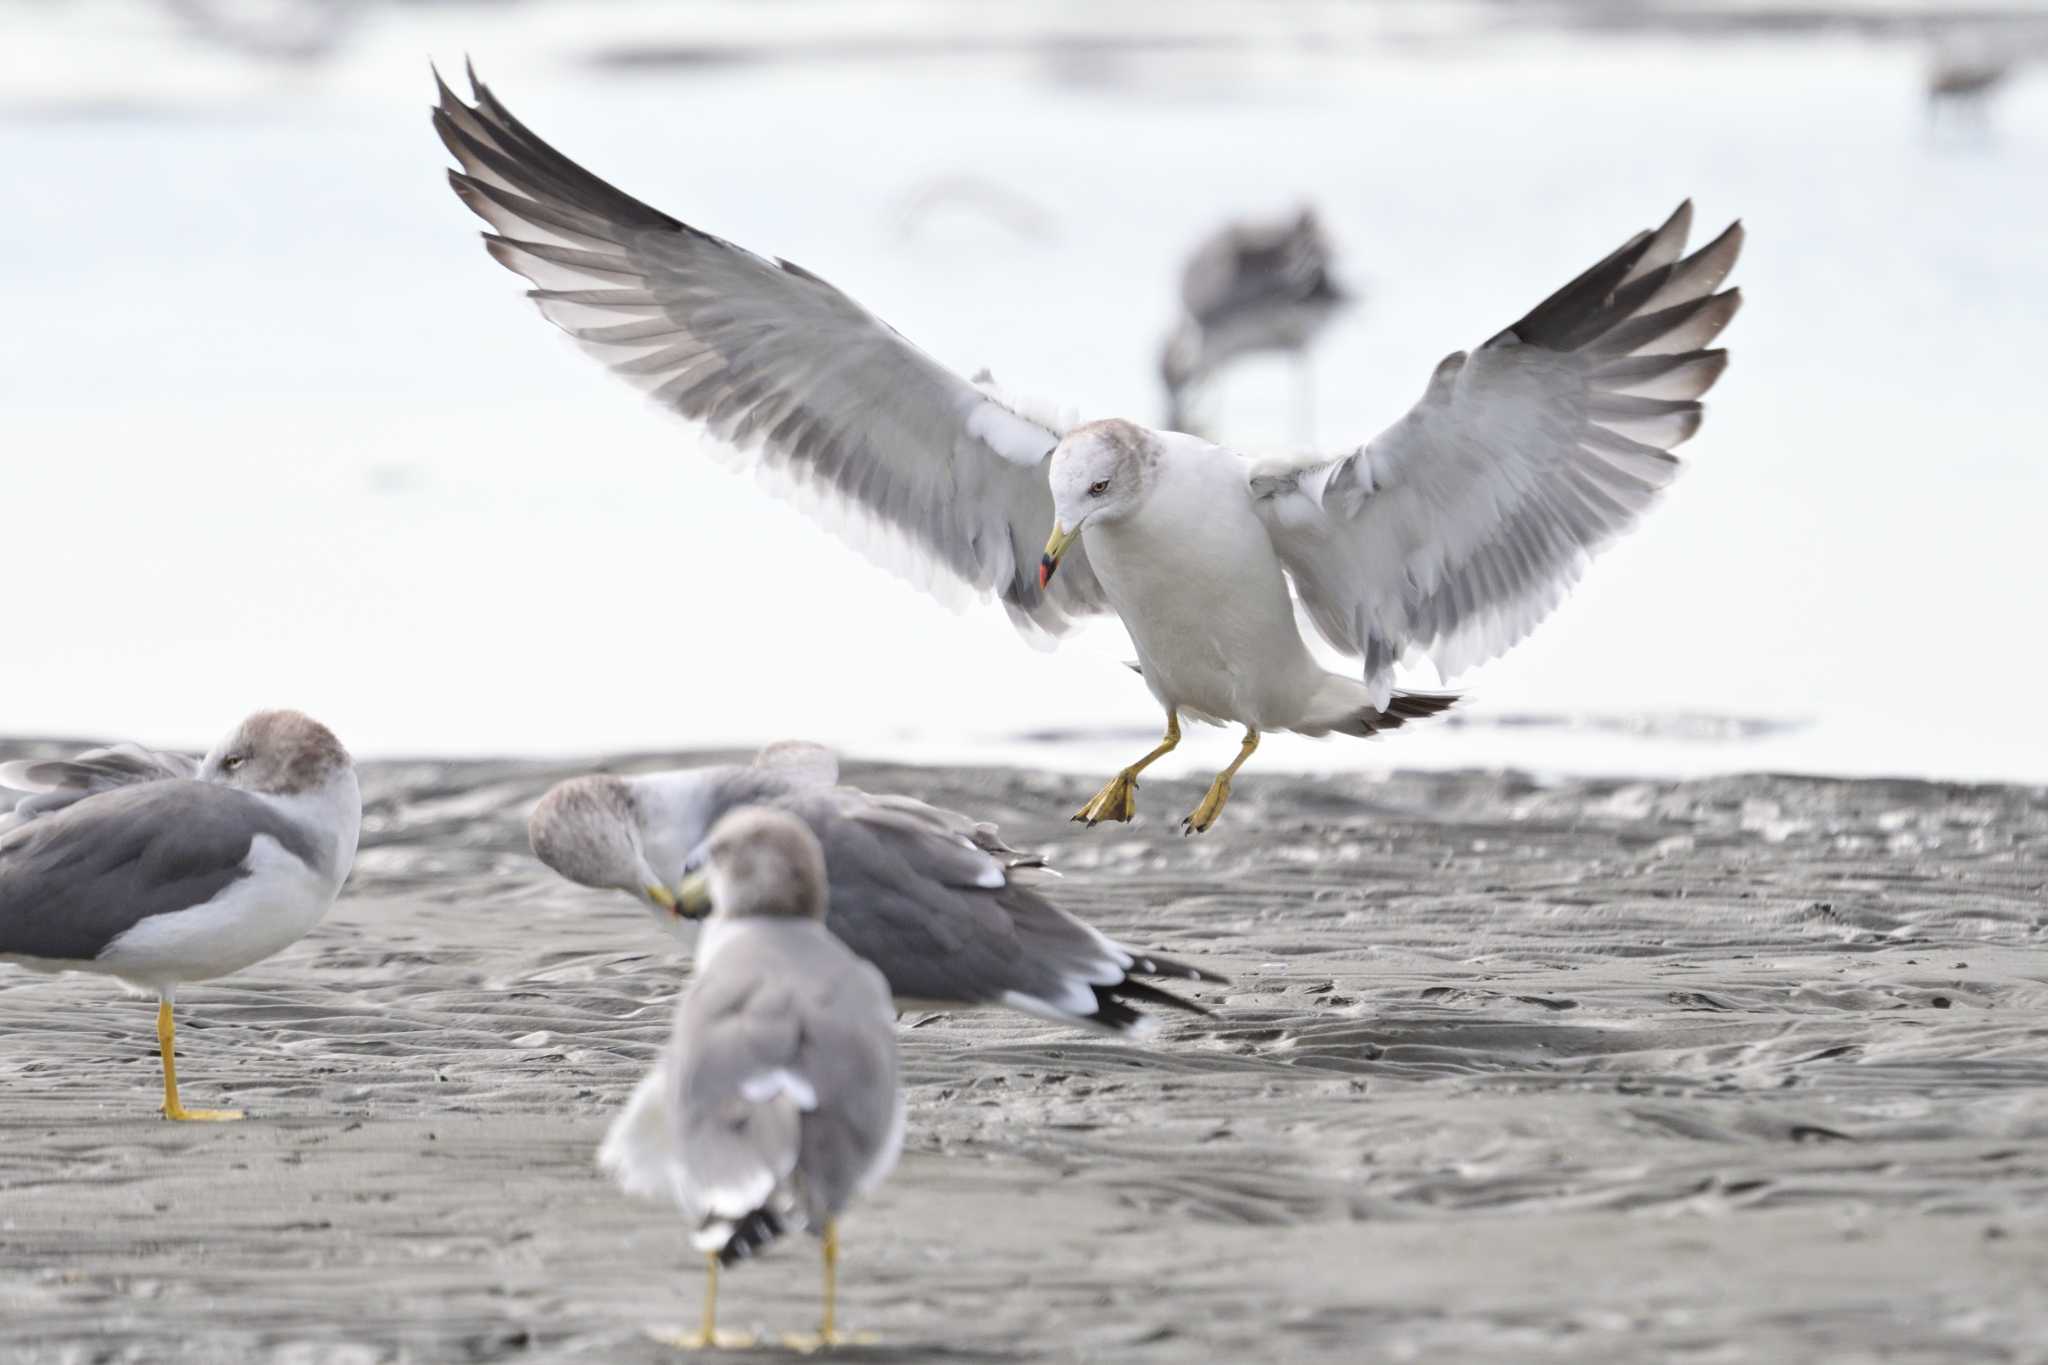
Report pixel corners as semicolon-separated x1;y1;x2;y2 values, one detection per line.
434;67;1108;639
0;742;199;833
0;781;306;961
1249;202;1742;706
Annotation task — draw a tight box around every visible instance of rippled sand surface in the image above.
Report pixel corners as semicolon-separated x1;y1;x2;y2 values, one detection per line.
3;752;2045;1362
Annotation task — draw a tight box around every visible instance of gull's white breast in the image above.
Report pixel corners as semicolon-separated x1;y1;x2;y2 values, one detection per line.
1085;439;1325;729
96;833;341;991
97;775;360;993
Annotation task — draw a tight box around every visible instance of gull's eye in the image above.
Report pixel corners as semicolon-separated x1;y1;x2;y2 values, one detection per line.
221;754;246;772
1088;479;1110;497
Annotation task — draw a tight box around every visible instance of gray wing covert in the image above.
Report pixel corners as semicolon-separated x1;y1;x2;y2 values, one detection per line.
796;789;1159;1018
673;925;898;1231
672;963;807;1216
790;952;901;1224
0;781;317;962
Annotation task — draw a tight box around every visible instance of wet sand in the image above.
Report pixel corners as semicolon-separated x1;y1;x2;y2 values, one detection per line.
3;751;2045;1362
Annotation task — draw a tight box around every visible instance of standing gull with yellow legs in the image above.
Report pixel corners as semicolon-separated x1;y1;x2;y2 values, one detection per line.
0;711;360;1120
599;806;901;1351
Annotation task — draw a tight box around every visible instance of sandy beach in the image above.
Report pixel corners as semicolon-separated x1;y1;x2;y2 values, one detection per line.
3;750;2044;1362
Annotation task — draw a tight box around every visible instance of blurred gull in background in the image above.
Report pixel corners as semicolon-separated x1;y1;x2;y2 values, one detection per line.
1159;206;1353;441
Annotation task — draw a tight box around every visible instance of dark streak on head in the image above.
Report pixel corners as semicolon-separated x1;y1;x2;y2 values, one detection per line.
1069;417;1158;471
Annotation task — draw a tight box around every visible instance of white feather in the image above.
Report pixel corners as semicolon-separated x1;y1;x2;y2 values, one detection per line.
740;1068;818;1111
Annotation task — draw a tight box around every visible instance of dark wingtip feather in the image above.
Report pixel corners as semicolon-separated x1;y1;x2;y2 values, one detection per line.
1386;690;1460;720
1101;976;1213;1021
1338;689;1459;739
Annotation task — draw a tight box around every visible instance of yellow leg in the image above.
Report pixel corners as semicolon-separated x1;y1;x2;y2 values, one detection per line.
157;1000;242;1122
782;1222;875;1352
653;1253;756;1350
1182;728;1259;835
822;1220;837;1339
1074;711;1181;825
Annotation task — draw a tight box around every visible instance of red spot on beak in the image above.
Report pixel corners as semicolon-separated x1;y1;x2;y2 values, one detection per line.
1038;555;1056;589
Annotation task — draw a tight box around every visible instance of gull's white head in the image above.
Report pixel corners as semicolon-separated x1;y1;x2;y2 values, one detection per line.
1040;419;1159;588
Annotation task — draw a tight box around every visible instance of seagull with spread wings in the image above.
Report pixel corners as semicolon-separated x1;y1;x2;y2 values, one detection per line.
434;67;1742;833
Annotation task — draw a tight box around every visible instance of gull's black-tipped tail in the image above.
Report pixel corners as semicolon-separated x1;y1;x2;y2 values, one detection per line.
708;1206;788;1268
1088;950;1228;1035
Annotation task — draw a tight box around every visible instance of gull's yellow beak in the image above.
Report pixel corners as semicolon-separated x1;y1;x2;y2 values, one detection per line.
675;871;714;921
1039;524;1077;589
645;884;678;914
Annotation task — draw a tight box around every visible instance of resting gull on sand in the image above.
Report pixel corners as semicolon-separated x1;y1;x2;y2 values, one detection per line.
0;711;360;1120
435;66;1741;832
530;741;1218;1035
600;806;900;1350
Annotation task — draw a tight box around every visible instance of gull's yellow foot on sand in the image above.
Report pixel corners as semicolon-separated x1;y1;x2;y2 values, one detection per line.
781;1329;879;1354
652;1329;759;1351
778;1221;875;1352
156;1001;244;1122
651;1255;758;1350
162;1101;245;1122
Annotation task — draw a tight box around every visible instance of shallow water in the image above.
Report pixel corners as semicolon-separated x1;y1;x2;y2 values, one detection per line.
1;752;2045;1360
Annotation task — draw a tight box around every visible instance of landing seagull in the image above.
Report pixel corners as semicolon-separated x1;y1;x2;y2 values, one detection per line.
600;806;900;1351
529;741;1220;1034
0;711;360;1120
434;67;1742;833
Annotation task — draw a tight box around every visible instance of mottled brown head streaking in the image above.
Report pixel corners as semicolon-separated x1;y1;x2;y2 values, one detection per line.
527;774;651;897
201;710;352;796
703;807;829;923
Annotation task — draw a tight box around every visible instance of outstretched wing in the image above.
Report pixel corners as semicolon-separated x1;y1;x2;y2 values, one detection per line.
1249;202;1742;706
433;66;1110;640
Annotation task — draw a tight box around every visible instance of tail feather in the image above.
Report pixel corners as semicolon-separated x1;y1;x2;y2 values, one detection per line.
1094;947;1226;1032
1303;672;1460;739
706;1206;788;1268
